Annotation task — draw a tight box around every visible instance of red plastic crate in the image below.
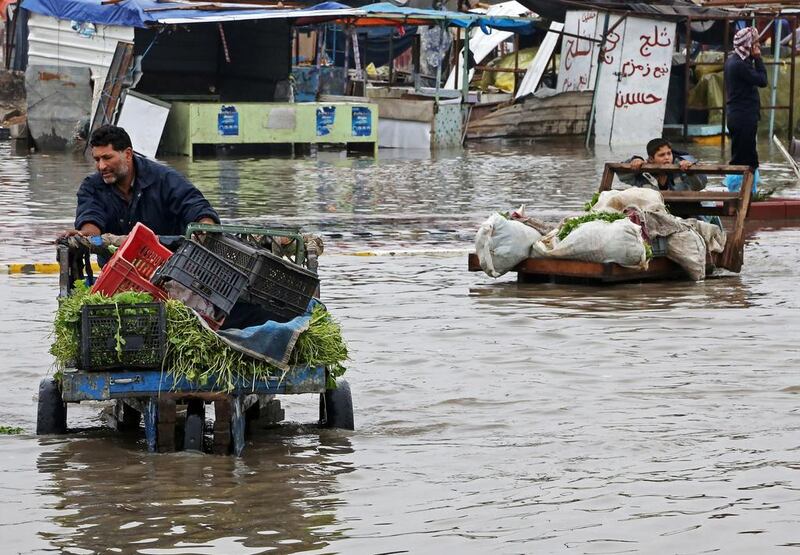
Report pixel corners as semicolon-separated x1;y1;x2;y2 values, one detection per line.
115;222;173;279
91;256;168;301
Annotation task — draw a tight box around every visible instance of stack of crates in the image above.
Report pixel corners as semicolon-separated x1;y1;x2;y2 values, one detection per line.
83;223;173;369
198;232;319;323
151;240;249;330
91;222;172;300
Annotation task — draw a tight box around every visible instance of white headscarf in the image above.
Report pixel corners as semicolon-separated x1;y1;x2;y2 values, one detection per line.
733;27;759;60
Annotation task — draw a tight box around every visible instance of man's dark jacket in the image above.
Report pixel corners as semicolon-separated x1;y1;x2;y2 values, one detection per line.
724;54;768;124
75;155;219;236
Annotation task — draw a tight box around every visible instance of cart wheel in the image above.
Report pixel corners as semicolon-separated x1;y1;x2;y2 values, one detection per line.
319;379;354;430
36;378;67;435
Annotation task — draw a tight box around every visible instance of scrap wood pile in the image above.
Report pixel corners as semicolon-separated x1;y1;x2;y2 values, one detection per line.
51;224;348;391
476;188;726;281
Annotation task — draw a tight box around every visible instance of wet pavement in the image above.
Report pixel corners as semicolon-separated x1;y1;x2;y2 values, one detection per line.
1;139;799;554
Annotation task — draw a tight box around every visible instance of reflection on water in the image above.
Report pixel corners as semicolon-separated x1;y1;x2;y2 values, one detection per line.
36;429;353;554
1;138;800;553
469;273;753;312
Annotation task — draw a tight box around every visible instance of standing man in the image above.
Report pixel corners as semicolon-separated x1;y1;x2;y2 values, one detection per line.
61;125;219;242
724;27;767;170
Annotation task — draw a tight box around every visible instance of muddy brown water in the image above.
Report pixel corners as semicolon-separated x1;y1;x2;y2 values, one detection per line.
1;140;799;554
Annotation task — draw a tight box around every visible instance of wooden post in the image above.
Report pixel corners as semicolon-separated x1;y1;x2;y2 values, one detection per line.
599;163;614;191
513;34;520;95
767;15;783;138
454;27;460;92
683;18;692;142
213;398;232;455
156;398;176;453
144;398;158;453
790;16;797;145
721;169;753;273
721;18;729;152
231;396;246;457
388;32;395;85
462;28;470;102
412;33;421;92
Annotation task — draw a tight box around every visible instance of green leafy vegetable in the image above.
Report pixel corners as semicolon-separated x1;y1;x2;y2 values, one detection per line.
50;282;153;369
557;212;626;241
51;281;349;393
583;192;600;212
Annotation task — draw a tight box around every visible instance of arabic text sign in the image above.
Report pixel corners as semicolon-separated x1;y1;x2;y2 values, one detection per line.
218;105;239;136
557;10;603;92
594;16;676;146
316;106;335;136
351;107;372;137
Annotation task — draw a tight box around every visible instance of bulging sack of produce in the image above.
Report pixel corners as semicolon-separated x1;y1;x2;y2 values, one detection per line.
592;188;666;214
475;213;542;277
531;218;648;268
666;228;706;281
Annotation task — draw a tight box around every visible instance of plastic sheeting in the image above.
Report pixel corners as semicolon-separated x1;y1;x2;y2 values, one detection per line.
687;56;800;135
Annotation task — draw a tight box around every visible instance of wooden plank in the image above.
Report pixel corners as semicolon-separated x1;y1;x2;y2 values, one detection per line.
606;163;751;176
666;203;735;218
87;41;135;141
661;191;741;202
719;170;753;272
468;253;689;282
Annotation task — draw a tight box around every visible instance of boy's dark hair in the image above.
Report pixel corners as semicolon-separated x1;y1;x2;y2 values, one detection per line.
646;138;672;158
89;125;132;151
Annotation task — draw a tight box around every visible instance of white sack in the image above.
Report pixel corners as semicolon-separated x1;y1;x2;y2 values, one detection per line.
592;188;667;214
666;229;707;281
531;218;648;269
685;218;726;254
475;213;542;277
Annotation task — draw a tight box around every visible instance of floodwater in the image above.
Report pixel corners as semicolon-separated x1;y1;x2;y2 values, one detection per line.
1;139;799;554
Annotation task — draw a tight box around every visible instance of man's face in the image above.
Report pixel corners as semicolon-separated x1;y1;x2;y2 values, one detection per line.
92;144;132;185
649;145;674;165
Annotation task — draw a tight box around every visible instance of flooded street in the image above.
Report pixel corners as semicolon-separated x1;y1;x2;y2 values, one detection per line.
1;139;799;554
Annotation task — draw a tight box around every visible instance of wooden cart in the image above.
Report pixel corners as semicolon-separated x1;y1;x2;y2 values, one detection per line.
468;163;754;283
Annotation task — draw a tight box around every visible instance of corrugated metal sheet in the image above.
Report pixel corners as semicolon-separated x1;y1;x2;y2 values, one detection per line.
27;13;133;114
27;13;133;77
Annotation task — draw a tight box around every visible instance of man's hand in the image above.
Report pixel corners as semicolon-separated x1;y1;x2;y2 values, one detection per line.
56;223;102;242
630;158;645;171
57;229;84;241
678;159;694;171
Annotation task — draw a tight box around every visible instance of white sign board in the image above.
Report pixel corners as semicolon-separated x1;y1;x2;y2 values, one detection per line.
116;91;171;159
594;16;675;146
444;0;531;90
556;10;605;92
516;21;563;99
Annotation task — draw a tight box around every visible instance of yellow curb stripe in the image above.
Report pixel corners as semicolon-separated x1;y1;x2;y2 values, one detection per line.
5;262;101;274
4;249;469;273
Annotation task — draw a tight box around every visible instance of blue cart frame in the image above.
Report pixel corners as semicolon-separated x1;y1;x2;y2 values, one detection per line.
60;365;326;456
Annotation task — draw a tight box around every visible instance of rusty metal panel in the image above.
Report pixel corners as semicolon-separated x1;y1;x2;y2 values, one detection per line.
61;371;110;402
25;64;92;150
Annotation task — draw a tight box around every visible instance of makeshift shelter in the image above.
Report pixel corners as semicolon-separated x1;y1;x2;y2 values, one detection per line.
16;0;536;152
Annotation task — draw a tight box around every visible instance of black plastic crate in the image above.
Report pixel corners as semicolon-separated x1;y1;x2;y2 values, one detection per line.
79;303;166;371
248;250;320;322
151;240;248;324
198;233;261;276
651;236;667;257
